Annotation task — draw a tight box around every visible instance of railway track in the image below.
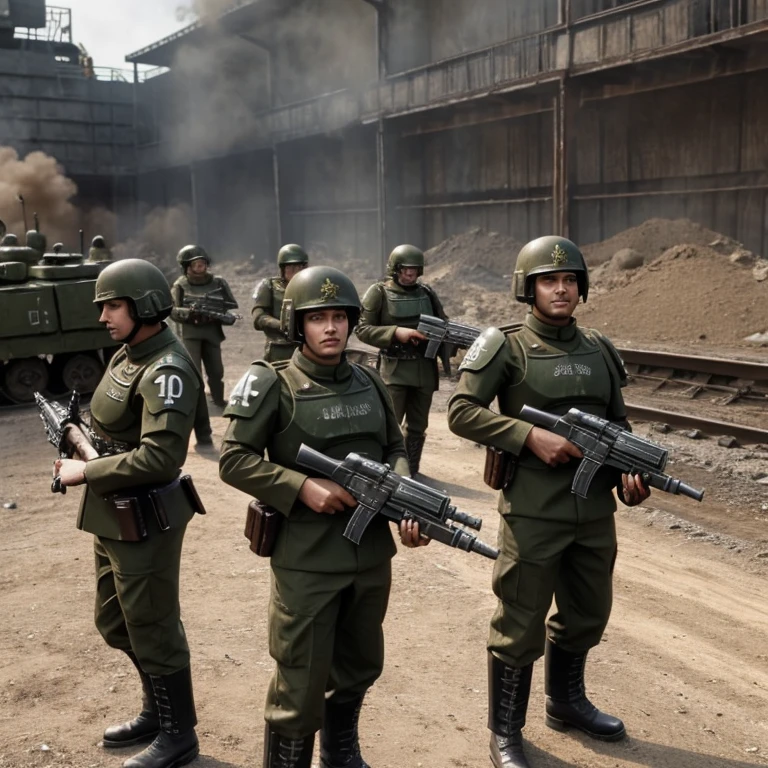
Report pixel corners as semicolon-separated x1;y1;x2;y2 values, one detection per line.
619;347;768;443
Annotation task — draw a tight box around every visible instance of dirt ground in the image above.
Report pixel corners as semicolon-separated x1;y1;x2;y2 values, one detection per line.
2;264;767;768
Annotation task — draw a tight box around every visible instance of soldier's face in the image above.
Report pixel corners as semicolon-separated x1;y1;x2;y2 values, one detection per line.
302;309;349;365
283;263;306;283
532;272;579;325
398;267;420;286
189;259;208;276
99;299;135;341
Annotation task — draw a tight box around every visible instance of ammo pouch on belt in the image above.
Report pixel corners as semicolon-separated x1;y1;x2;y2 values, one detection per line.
483;447;517;491
107;475;206;542
245;499;282;557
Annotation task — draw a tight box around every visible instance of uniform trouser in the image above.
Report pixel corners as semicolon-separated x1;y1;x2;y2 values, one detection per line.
387;385;433;439
183;338;225;402
94;524;191;676
265;561;392;738
488;514;617;668
264;341;298;364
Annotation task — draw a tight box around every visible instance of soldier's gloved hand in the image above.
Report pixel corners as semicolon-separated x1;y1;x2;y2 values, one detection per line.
399;518;430;548
298;478;357;515
394;327;427;346
524;427;583;467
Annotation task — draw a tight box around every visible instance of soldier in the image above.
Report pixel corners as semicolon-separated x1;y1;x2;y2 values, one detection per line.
170;245;238;409
219;265;427;768
52;259;207;768
447;237;650;768
87;234;112;262
355;244;448;477
251;243;308;363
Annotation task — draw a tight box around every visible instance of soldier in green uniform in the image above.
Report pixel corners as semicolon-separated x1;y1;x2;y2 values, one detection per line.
447;237;650;768
87;235;112;262
219;265;427;768
355;244;448;477
251;243;309;363
171;245;238;408
53;258;207;768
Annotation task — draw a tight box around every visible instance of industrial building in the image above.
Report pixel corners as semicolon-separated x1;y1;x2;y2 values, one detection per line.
3;1;768;267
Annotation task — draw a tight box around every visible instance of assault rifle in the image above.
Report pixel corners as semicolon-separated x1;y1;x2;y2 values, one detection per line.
519;405;705;502
417;314;481;360
182;292;241;326
296;444;499;560
35;391;128;494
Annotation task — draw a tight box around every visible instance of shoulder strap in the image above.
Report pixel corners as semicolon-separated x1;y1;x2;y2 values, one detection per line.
585;328;627;387
420;283;446;320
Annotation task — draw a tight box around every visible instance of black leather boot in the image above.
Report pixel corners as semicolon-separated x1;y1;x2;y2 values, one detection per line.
263;724;315;768
103;651;160;748
404;433;426;477
544;641;625;741
319;695;369;768
488;653;533;768
123;666;199;768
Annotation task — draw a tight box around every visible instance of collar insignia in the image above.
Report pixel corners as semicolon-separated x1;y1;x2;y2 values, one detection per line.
319;278;339;301
552;244;568;267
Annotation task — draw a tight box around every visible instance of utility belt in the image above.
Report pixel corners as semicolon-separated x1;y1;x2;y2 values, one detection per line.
107;474;206;542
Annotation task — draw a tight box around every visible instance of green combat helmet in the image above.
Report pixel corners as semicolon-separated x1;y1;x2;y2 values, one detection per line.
277;243;309;269
176;244;210;271
386;244;424;278
94;258;173;323
512;236;589;304
280;265;361;342
1;233;19;246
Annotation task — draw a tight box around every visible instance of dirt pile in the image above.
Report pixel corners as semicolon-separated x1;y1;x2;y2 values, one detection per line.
418;221;766;345
578;243;767;344
581;217;741;266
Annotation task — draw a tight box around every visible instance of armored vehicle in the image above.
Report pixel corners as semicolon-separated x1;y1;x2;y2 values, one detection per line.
0;220;117;403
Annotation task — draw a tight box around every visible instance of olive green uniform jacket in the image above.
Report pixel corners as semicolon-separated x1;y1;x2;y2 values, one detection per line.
447;313;628;665
170;273;238;344
355;278;446;439
219;350;409;736
80;325;206;674
251;276;300;363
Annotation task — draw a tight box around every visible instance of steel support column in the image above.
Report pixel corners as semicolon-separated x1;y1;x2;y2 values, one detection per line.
376;118;388;273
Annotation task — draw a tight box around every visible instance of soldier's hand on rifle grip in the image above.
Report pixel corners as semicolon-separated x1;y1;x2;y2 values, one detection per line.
394;327;427;346
298;477;357;515
53;458;87;487
399;518;430;548
619;473;651;507
524;427;583;467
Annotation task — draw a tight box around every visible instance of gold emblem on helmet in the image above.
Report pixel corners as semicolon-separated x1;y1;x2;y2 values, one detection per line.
319;278;340;302
552;244;568;267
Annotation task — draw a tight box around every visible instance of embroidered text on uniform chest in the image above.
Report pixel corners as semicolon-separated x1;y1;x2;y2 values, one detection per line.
318;401;374;420
553;362;592;377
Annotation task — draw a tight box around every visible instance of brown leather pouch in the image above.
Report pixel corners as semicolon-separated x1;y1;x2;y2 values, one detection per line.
245;499;282;557
483;447;517;491
111;496;148;542
179;475;207;515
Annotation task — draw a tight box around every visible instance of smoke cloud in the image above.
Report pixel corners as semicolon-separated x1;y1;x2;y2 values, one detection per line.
0;146;117;249
113;204;195;280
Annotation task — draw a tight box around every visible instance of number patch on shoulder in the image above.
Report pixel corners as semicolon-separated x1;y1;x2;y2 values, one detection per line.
230;372;260;407
154;373;184;404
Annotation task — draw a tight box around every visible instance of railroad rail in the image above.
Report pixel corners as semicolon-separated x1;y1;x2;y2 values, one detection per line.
619;347;768;405
624;403;768;445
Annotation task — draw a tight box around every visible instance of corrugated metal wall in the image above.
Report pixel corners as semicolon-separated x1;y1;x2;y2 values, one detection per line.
571;73;768;254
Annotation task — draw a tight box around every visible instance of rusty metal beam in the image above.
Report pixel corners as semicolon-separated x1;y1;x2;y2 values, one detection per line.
396;197;552;210
573;184;768;202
